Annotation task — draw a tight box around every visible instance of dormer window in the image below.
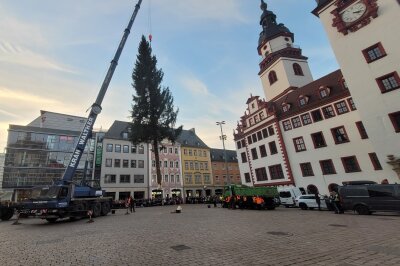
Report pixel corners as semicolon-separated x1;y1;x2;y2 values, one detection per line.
318;86;331;99
282;103;291;113
293;63;304;76
268;71;278;85
249;118;254;126
254;115;259;123
122;132;128;139
259;112;264;120
298;95;309;107
251;103;255;108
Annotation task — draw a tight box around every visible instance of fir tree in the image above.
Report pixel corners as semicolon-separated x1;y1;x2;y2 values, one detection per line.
130;35;182;186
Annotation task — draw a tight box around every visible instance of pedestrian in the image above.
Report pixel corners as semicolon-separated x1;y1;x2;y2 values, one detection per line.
334;192;344;214
330;191;342;214
213;196;217;208
315;193;321;211
128;195;135;213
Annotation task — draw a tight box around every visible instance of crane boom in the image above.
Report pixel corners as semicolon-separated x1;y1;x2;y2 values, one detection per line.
62;0;143;183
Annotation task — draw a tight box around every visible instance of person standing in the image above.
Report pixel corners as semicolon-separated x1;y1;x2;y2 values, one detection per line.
130;196;136;213
315;193;321;211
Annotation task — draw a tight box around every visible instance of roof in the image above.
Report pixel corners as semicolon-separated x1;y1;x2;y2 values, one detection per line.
273;69;348;118
312;0;333;16
104;121;130;140
8;124;82;136
175;129;209;149
210;148;238;163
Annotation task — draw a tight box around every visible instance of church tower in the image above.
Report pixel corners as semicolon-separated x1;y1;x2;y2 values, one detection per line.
258;0;313;102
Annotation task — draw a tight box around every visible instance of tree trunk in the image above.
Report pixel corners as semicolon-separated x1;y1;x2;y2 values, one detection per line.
153;139;162;187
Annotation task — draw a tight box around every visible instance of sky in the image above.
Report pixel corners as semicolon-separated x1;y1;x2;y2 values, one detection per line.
0;0;339;152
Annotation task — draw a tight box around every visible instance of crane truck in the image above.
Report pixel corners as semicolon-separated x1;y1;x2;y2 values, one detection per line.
18;0;143;223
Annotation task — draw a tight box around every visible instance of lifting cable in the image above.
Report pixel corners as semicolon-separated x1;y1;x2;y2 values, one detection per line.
148;0;153;45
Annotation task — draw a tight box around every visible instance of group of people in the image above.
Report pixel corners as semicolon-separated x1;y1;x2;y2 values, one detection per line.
313;191;344;214
223;195;274;210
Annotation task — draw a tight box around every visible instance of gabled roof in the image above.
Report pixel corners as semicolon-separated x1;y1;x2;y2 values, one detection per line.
104;121;130;140
274;69;347;118
312;0;333;16
210;148;238;163
175;129;209;149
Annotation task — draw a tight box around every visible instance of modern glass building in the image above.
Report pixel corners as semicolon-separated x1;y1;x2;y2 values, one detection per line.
2;111;95;189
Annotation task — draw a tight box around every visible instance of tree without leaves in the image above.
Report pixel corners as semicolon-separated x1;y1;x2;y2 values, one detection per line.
130;35;182;186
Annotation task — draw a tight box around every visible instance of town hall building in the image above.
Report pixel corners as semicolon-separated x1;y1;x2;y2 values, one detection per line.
234;0;399;195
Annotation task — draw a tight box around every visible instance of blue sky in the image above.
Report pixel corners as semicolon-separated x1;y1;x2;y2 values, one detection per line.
0;0;339;151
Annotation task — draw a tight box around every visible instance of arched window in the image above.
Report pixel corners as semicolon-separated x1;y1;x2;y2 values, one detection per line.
307;184;319;194
293;63;304;76
268;71;278;85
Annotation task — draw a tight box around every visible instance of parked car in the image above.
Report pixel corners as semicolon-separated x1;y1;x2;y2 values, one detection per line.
278;187;303;207
338;184;400;215
295;195;327;210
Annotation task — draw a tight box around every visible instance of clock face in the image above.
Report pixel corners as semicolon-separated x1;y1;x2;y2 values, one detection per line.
341;3;367;23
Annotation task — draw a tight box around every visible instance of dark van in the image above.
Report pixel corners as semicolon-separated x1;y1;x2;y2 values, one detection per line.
338;184;400;215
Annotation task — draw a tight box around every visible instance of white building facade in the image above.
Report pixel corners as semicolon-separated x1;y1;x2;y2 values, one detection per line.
234;1;398;195
100;121;149;200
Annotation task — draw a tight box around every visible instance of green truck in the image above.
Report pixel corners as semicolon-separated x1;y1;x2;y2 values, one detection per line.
223;184;279;210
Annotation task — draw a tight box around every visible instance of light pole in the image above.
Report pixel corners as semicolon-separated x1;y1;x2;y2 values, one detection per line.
216;121;231;195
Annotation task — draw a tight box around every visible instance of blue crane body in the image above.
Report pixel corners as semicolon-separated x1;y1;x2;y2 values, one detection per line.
19;0;143;222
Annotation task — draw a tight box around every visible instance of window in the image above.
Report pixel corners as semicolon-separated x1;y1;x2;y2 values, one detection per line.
169;147;173;154
106;144;113;152
322;105;336;119
301;113;312;125
123;145;129;153
237;141;242;149
292;117;302;128
241;139;246;148
241;152;247;163
115;144;121;153
195;175;202;184
252;134;257;143
185;162;189;170
105;158;112;167
269;164;284;180
262;128;268;138
293;137;306;152
368;187;395;197
164;174;169;183
184;149;187;155
203;151;207;157
254;115;259;123
205;162;208;170
355;121;368;139
368;152;382;170
282;104;291;112
348;98;356;111
175;161;179;168
138;160;144;168
190;162;194;170
122;132;128;139
311;109;323;122
268;126;275;136
362;42;386;63
341;156;361;173
320;159;336;175
131;145;137;153
293;63;304;76
138;145;144;154
176;175;180;183
310;132;326;148
164;161;168;167
331;126;349;144
175;148;178;154
200;163;204;170
131;160;137;168
388;111;400;132
104;174;116;183
268;71;278;85
269;141;278;155
259;112;264;120
204;174;211;184
300;163;314;177
185;174;192;184
283;120;292;131
257;131;263;141
114;159;121;168
170;161;174;168
255;167;268;181
335;101;348;115
247;136;252;145
123;159;129;168
251;148;258;160
249;118;254;126
120;175;130;183
259;145;267;157
376;72;400;93
134;175;144;183
244;173;251;183
195;162;199;170
193;150;197;156
319;88;330;99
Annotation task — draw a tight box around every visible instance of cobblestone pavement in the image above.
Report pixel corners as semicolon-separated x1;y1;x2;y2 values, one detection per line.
1;205;400;266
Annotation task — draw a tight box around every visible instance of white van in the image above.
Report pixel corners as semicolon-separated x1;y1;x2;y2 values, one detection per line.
278;187;303;207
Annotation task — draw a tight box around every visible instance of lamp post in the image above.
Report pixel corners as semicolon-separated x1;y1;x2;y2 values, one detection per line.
216;121;231;195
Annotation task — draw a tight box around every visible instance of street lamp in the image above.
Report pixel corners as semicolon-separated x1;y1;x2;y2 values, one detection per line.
216;121;231;195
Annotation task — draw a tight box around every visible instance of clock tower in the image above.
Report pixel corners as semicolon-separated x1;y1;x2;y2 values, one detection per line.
258;0;313;102
313;0;400;178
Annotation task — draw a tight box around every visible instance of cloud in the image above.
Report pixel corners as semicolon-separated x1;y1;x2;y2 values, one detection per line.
181;76;210;95
0;41;77;73
0;86;61;105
